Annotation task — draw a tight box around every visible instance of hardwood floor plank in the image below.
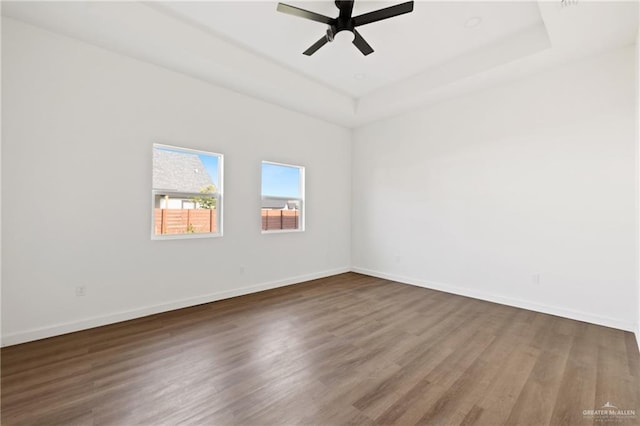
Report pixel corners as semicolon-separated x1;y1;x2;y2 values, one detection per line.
548;323;600;425
469;342;540;425
414;321;539;425
375;330;497;425
460;404;484;426
500;317;577;426
592;327;639;426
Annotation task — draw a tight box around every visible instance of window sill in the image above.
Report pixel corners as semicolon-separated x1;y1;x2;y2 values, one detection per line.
151;232;223;241
261;229;305;235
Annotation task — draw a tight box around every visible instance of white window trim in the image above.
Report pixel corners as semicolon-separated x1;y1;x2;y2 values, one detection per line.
151;144;224;240
261;161;305;234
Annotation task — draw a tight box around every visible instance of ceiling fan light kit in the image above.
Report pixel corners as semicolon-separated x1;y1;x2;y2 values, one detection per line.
276;0;415;56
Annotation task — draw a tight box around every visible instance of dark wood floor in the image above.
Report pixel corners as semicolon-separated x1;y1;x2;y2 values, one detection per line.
1;273;639;425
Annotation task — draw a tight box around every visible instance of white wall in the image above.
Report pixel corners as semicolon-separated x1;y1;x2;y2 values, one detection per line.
1;18;351;345
352;46;637;331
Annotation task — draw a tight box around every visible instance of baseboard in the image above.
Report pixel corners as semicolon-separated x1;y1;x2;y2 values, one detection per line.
3;266;635;348
351;266;636;333
1;266;350;347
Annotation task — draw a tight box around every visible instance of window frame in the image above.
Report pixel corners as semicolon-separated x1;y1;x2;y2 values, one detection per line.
151;143;224;240
261;160;305;234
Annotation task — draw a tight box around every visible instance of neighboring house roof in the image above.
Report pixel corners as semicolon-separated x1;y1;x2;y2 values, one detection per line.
261;199;299;210
153;149;214;193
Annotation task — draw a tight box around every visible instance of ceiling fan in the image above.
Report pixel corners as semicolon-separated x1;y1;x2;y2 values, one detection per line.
276;0;414;56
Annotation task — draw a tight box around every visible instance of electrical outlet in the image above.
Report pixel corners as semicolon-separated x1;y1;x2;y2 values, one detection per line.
394;255;401;263
532;274;541;285
239;265;245;275
75;286;86;297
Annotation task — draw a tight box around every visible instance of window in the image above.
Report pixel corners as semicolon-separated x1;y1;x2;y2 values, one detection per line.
152;144;223;239
261;161;304;233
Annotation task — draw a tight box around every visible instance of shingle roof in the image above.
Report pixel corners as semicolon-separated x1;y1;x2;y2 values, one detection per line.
261;199;300;209
153;149;214;193
262;199;288;209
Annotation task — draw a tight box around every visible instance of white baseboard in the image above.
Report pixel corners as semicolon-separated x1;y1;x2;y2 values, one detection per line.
3;266;636;349
1;266;350;347
351;266;636;333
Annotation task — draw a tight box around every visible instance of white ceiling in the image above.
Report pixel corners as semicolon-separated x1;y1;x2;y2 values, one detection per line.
2;1;638;128
155;1;544;97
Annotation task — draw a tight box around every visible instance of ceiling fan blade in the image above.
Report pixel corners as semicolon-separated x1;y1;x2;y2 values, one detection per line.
277;3;333;25
303;35;329;56
352;30;374;56
353;1;414;27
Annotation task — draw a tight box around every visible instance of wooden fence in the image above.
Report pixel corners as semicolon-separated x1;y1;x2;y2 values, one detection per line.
154;208;299;234
261;209;299;231
154;209;216;235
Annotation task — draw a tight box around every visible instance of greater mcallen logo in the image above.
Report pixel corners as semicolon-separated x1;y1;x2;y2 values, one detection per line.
583;402;636;422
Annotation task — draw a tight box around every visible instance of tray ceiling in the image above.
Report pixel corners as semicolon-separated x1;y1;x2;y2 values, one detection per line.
2;1;638;127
